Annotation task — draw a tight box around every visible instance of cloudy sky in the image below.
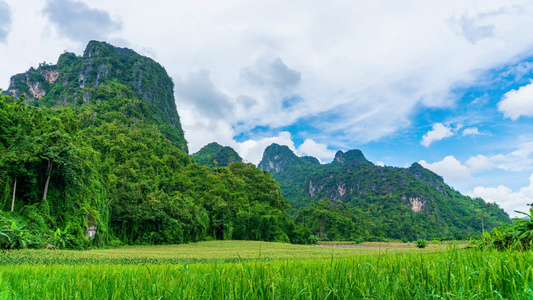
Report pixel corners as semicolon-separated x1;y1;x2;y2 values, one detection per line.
1;0;533;217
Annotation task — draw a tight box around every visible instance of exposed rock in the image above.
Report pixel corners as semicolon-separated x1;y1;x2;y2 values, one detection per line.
28;82;45;99
41;68;60;84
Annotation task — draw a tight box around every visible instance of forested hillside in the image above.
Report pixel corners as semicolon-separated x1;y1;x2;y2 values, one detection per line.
6;41;187;152
0;42;311;249
259;143;511;241
192;142;243;167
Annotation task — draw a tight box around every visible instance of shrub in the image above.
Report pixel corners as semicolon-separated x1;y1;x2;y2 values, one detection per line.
416;239;428;248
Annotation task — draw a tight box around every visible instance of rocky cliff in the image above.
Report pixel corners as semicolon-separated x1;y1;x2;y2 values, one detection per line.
6;41;187;152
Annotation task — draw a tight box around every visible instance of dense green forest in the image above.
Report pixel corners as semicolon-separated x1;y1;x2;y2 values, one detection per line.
259;144;511;241
0;42;311;249
192;142;242;167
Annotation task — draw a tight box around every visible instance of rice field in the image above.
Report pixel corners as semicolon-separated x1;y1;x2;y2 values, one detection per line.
0;241;532;299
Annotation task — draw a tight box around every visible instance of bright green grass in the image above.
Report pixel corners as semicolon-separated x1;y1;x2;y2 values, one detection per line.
1;249;532;299
0;240;455;265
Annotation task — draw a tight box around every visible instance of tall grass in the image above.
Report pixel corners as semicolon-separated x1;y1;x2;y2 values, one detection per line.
1;249;532;299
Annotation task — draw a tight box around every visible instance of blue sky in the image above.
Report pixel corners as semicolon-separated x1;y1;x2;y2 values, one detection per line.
1;0;533;216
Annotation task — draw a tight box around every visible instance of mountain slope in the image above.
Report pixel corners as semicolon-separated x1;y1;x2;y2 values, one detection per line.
5;41;187;152
0;42;312;249
192;142;242;167
258;143;511;241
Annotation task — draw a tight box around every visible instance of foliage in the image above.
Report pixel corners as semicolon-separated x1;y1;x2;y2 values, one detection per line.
1;247;533;298
191;142;243;167
478;209;533;251
5;41;187;152
0;76;311;248
259;143;511;241
416;239;428;248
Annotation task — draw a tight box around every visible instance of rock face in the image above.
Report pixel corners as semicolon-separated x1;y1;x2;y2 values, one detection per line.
191;142;243;167
5;41;187;152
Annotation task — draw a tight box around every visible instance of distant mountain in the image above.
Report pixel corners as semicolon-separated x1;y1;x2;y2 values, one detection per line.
5;40;187;152
258;143;511;241
192;142;242;167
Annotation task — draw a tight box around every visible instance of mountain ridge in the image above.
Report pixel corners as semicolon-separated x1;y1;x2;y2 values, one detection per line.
258;142;510;241
6;40;187;152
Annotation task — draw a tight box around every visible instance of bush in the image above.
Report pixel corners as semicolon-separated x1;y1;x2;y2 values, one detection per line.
416;239;428;248
478;209;533;251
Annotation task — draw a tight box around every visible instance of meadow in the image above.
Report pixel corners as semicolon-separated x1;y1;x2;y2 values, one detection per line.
0;241;532;299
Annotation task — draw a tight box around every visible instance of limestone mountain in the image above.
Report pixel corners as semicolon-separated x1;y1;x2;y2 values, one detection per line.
5;41;187;152
192;142;243;167
258;143;510;241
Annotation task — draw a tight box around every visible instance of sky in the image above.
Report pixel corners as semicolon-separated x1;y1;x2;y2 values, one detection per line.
1;0;533;217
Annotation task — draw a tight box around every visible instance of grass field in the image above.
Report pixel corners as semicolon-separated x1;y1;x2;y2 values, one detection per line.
0;240;461;265
1;241;532;299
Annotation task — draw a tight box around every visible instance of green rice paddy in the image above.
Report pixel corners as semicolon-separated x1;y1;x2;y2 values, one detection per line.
0;241;531;299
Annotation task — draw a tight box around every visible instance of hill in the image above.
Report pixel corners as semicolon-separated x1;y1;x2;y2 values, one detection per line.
192;142;242;167
0;42;311;249
5;41;187;152
258;143;511;241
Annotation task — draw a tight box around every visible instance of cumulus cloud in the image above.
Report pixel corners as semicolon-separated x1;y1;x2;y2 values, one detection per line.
0;1;11;43
466;154;496;173
468;174;533;218
419;155;471;181
235;131;296;165
462;127;481;136
42;0;122;43
449;13;495;44
498;81;533;120
421;123;454;147
296;139;336;163
175;70;234;119
240;57;301;92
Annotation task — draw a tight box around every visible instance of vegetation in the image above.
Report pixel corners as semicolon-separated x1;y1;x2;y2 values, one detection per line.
415;239;428;248
192;142;242;167
6;40;187;152
0;242;532;299
259;144;510;242
478;209;533;251
0;85;311;249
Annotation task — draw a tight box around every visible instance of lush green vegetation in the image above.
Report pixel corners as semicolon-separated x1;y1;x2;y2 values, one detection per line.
192;142;242;167
479;208;533;251
259;144;511;242
7;40;187;152
0;240;454;265
0;242;532;299
0;86;311;249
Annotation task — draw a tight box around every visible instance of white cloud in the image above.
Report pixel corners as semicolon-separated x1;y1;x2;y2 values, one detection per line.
419;155;471;181
3;1;533;180
449;12;495;44
296;139;336;163
468;174;533;218
42;0;122;43
234;131;296;165
466;154;496;173
0;0;11;43
499;81;533;120
462;127;481;136
421;123;454;147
